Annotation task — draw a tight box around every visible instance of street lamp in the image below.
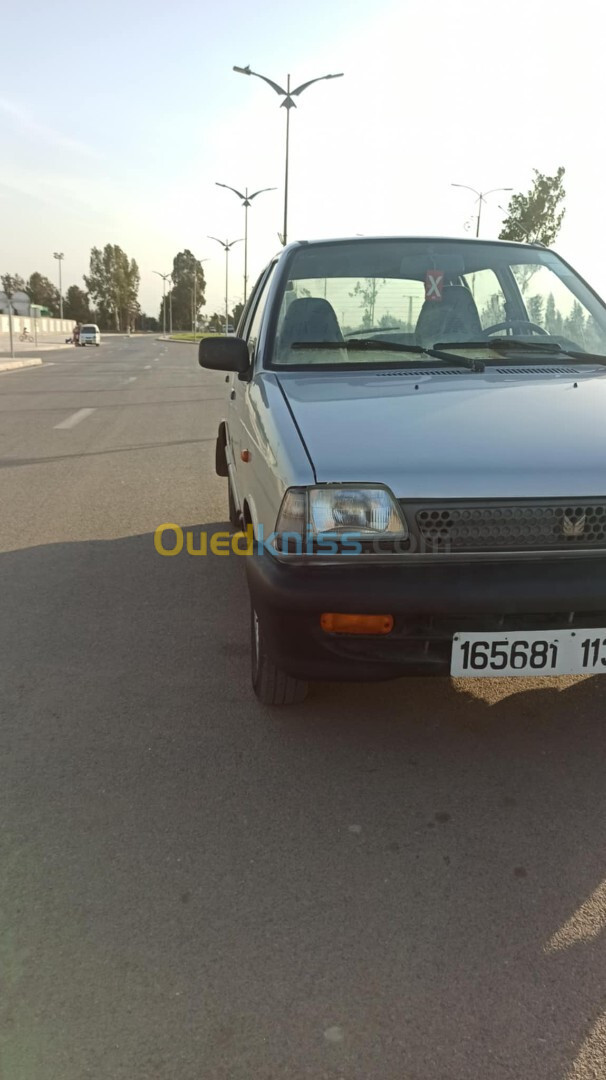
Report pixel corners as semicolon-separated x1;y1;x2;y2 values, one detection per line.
53;252;64;321
153;270;171;338
233;64;344;246
208;237;242;334
215;183;276;303
451;184;513;238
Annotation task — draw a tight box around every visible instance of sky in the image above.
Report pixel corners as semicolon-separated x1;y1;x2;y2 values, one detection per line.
2;0;605;319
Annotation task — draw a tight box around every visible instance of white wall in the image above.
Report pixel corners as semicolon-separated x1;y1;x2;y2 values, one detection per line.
0;314;74;336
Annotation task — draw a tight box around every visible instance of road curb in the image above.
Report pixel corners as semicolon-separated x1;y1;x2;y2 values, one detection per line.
0;358;43;373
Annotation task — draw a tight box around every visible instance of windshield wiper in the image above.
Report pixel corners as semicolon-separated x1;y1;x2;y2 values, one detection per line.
435;338;606;366
343;326;401;337
290;339;485;372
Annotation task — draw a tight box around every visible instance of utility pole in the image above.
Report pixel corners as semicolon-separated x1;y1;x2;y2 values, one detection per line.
153;270;171;338
451;184;513;238
53;252;64;321
215;183;275;302
208;238;242;333
233;65;344;246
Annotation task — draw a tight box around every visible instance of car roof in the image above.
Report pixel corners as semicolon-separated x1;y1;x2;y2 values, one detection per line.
280;235;546;253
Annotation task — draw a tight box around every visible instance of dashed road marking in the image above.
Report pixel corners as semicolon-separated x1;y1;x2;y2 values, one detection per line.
54;407;96;430
126;376;137;382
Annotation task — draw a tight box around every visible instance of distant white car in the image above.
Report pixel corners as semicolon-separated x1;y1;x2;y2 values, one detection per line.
79;324;100;346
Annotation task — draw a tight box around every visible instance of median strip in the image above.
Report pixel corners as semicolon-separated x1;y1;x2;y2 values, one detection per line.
0;358;43;374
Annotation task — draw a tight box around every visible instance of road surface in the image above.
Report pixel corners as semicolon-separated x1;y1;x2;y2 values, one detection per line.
1;337;605;1079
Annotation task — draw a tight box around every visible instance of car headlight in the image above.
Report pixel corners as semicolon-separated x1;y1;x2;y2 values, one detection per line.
276;486;409;541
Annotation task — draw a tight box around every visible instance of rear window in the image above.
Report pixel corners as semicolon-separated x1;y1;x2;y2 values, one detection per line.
81;325;98;333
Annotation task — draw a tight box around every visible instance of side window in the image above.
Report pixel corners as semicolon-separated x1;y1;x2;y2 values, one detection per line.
246;263;277;356
463;269;507;328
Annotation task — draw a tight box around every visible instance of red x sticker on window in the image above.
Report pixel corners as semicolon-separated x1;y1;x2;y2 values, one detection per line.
425;270;444;301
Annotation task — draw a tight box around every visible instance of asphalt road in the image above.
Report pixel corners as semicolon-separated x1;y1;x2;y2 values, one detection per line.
1;336;605;1080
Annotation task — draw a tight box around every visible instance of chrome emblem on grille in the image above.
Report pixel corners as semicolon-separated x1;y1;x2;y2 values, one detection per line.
562;513;586;537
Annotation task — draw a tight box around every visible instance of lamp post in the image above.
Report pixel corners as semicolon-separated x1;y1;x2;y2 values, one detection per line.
215;183;275;303
233;65;344;246
451;184;513;237
208;238;242;334
153;270;171;338
53;252;64;321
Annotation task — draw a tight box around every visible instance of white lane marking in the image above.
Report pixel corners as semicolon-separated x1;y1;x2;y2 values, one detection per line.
126;376;137;382
54;407;96;430
144;364;151;369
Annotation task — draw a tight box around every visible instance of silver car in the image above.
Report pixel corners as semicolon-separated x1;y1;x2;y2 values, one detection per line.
199;236;606;705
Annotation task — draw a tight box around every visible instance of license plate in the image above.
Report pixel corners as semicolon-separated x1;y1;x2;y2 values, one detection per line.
450;628;606;677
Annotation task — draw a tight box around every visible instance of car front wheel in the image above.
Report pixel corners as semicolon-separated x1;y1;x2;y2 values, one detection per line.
251;606;308;705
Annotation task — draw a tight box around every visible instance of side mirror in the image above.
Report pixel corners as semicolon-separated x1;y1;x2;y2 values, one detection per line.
198;336;250;373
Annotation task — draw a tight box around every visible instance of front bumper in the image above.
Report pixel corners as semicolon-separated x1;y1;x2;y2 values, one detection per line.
245;552;606;681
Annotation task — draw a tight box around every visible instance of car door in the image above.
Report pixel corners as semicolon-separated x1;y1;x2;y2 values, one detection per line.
227;262;278;520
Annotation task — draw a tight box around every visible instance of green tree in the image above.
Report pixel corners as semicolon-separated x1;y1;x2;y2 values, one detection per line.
499;167;566;247
544;293;565;335
84;244;140;331
64;285;91;323
26;272;60;316
1;274;26;310
231;301;245;330
160;250;206;331
563;300;586;344
349;278;385;328
481;294;506;326
527;295;545;327
206;311;225;332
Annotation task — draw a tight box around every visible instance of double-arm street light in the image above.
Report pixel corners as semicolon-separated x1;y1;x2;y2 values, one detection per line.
451;183;513;237
153;270;172;338
208;237;242;334
53;252;64;320
216;183;276;303
233;65;344;246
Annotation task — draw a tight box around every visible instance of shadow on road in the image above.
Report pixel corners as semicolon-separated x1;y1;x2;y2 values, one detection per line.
1;524;605;1080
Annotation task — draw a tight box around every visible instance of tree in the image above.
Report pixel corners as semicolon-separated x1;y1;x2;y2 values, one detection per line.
481;294;506;326
499;167;566;247
64;285;91;323
527;295;545;327
563;300;586;344
232;301;245;329
84;244;140;331
1;274;26;311
349;278;385;328
206;311;225;332
160;250;206;331
26;272;60;316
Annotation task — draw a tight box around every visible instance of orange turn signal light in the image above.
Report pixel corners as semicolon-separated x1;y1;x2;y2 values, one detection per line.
320;613;394;635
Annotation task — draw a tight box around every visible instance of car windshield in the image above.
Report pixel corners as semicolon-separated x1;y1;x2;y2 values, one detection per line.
270;239;606;367
81;325;97;332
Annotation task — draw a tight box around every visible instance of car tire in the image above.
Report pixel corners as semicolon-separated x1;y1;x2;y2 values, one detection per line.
251;605;308;706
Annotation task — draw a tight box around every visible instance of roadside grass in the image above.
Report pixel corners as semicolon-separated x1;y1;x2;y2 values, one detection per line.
168;332;218;342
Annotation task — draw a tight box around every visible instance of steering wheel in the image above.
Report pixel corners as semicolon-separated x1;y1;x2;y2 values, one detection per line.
482;319;549;337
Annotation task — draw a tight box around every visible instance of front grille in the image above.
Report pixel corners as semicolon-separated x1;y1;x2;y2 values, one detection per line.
409;500;606;552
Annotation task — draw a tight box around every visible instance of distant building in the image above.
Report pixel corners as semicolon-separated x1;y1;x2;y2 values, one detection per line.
0;290;31;316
